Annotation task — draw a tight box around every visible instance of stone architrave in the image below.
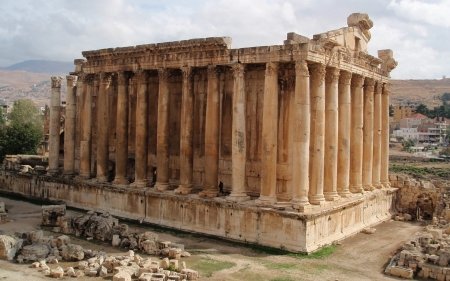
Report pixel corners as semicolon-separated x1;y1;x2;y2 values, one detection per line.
113;71;130;185
372;82;382;188
362;78;375;191
337;71;352;197
175;66;195;195
48;76;62;175
308;63;326;205
291;60;311;210
199;65;220;198
350;74;364;193
256;62;279;205
95;72;111;183
63;75;77;176
227;64;250;202
324;68;340;201
154;68;171;191
131;70;149;188
79;75;93;179
381;83;391;188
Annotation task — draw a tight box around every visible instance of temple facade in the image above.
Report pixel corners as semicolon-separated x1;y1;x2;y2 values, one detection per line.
1;13;398;252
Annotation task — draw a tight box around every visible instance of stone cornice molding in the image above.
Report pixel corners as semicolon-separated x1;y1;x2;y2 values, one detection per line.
364;78;376;91
66;75;78;87
339;71;352;85
231;63;245;80
51;76;62;88
207;65;219;79
265;62;278;77
295;60;309;77
158;68;171;82
325;68;340;84
351;74;364;88
309;63;326;81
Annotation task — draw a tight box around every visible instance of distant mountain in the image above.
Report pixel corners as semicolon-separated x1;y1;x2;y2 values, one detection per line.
1;60;73;75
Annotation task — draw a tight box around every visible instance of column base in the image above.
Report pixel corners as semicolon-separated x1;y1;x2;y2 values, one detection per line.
77;173;91;180
291;197;311;211
174;184;193;195
94;175;108;183
255;195;277;206
199;189;219;198
130;180;148;189
324;192;340;201
113;177;129;186
350;185;364;194
47;169;59;176
154;182;170;191
309;194;325;205
338;189;352;198
226;193;250;203
363;184;374;191
381;181;391;188
63;170;74;176
372;181;382;189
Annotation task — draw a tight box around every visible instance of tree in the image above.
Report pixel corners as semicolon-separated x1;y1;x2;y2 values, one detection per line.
415;103;429;116
0;99;43;161
402;139;415;152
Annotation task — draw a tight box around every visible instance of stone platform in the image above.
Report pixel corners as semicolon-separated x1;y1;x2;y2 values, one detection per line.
0;170;396;253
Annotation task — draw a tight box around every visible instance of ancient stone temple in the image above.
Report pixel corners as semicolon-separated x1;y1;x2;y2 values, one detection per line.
0;13;398;253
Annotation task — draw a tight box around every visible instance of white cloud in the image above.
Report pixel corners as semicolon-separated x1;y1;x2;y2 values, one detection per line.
388;0;450;28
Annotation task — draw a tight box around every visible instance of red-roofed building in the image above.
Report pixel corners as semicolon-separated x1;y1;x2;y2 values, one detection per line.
400;113;431;128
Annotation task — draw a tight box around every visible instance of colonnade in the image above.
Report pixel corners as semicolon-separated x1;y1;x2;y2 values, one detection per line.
50;60;391;207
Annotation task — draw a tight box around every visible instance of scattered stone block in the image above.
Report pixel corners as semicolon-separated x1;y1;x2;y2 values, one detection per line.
169;248;181;259
61;244;84;261
113;271;132;281
66;267;76;277
181;269;199;280
141;240;158;255
31;261;40;268
112;235;121;247
160;258;170;269
42;205;66;226
390;266;413;279
0;202;5;213
0;235;22;260
50;266;64;278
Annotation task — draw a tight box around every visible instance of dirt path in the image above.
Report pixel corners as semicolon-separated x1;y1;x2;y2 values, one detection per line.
0;196;422;281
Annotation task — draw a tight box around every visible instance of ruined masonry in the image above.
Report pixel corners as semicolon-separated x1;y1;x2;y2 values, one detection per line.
0;13;398;253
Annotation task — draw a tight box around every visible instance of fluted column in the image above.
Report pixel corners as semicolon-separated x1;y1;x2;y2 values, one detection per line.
175;66;195;195
199;65;220;198
48;76;62;175
362;78;375;191
113;71;129;185
337;71;352;197
350;74;364;193
79;74;92;179
95;72;111;183
308;63;326;205
155;68;171;191
324;68;340;201
372;81;383;188
63;75;77;176
381;83;391;188
132;70;149;188
227;63;250;202
256;62;279;205
291;61;311;210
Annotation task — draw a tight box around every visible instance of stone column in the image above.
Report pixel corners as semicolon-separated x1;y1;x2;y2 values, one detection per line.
155;68;171;191
381;83;391;188
350;74;364;193
132;70;149;188
199;65;220;198
256;62;279;205
79;75;92;179
63;75;77;175
48;76;62;175
308;63;326;205
372;81;383;189
95;72;111;183
291;61;311;210
324;68;340;201
337;71;352;197
362;78;375;191
113;71;129;185
227;63;250;202
175;66;195;195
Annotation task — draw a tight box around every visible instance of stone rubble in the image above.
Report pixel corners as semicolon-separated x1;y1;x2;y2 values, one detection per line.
0;202;7;224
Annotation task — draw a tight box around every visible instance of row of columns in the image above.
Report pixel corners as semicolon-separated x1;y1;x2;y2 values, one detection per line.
51;60;391;206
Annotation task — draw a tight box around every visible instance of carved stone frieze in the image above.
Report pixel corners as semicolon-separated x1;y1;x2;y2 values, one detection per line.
134;69;149;84
364;78;376;91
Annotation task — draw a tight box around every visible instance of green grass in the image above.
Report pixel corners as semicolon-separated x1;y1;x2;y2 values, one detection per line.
193;257;236;277
263;261;298;270
389;165;450;178
290;244;339;259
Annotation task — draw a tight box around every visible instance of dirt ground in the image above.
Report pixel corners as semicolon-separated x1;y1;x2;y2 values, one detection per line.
0;195;424;281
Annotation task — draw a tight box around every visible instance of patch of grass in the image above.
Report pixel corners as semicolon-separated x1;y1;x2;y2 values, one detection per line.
263;261;298;270
194;257;236;277
389;165;450;178
290;244;339;259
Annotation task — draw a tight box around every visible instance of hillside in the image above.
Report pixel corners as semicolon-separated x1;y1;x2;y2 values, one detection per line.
1;60;73;76
390;78;450;108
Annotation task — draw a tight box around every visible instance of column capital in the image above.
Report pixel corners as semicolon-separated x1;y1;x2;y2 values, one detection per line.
231;63;245;80
265;62;278;77
339;71;352;85
207;65;219;79
375;81;383;95
325;68;340;84
158;68;171;82
117;70;130;85
66;75;77;87
181;66;193;81
51;76;62;88
364;78;376;91
382;82;390;94
309;63;326;81
295;60;309;77
99;72;113;86
135;69;149;84
351;74;364;88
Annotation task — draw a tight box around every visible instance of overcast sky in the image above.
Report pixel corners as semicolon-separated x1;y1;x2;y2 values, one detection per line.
0;0;449;79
